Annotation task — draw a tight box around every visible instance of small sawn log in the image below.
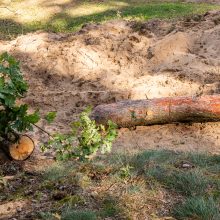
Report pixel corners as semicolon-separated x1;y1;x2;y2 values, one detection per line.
1;134;35;161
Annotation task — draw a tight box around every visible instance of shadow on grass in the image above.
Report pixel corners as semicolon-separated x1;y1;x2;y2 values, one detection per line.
0;2;219;39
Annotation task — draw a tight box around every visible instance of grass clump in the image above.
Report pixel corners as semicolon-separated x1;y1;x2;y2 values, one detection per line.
174;197;220;220
40;210;97;220
42;163;72;181
167;170;210;197
132;150;177;168
38;212;55;220
100;198;121;218
62;210;97;220
186;153;220;168
146;166;210;196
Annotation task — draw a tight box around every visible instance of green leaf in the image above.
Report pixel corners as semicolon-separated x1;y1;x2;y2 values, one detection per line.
45;111;57;123
0;77;4;88
0;52;39;135
26;111;40;124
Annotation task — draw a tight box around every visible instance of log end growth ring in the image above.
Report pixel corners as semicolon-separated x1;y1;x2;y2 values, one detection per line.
9;135;35;161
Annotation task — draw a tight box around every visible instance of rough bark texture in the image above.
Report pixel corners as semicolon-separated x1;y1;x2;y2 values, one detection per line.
0;139;12;159
92;95;220;127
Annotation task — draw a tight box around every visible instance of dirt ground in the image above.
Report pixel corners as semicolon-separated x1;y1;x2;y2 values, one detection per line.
0;10;220;158
0;8;220;220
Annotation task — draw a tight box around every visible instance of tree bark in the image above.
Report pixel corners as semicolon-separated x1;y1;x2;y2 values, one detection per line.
91;95;220;127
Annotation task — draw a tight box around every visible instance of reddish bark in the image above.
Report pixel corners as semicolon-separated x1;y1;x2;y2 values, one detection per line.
91;95;220;127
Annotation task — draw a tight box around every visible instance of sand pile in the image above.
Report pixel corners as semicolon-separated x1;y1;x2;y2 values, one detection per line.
0;10;220;154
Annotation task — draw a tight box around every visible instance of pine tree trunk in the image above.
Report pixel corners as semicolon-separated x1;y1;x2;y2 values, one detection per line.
92;95;220;127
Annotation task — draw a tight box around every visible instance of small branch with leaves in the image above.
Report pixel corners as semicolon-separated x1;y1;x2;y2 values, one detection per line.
41;107;118;161
0;52;118;161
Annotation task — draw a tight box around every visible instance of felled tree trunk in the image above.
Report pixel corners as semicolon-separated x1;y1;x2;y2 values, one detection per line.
1;134;35;161
92;95;220;127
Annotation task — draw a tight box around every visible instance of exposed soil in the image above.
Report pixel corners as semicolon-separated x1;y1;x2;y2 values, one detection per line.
0;9;220;220
0;11;220;156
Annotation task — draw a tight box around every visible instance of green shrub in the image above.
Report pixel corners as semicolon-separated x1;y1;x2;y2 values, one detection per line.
0;52;39;137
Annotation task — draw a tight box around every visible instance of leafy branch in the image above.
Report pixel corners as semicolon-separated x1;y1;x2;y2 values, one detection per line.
41;108;118;161
0;52;40;138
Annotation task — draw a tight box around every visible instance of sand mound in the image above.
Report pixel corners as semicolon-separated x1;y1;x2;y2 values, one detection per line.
1;11;220;154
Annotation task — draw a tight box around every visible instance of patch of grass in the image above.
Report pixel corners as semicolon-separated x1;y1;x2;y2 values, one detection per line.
0;1;220;39
186;153;220;168
128;150;220;219
38;211;55;220
100;198;121;218
132;150;178;169
122;2;218;20
3;150;220;219
27;151;220;219
174;197;220;220
131;150;220;196
61;209;97;220
167;170;210;196
59;195;85;207
144;166;211;197
42;163;72;181
28;3;220;33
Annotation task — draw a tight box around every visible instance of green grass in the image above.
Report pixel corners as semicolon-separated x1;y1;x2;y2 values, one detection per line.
100;198;121;218
174;197;220;220
127;150;220;219
43;150;220;219
0;1;220;39
42;163;72;181
2;150;220;219
167;170;210;196
61;210;97;220
40;210;97;220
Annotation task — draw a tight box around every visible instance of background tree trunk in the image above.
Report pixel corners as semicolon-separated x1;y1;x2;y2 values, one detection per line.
92;95;220;127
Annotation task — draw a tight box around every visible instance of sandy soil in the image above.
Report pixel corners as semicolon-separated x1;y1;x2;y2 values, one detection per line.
0;10;220;159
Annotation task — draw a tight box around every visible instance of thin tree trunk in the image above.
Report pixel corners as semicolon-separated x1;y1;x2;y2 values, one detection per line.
91;95;220;127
